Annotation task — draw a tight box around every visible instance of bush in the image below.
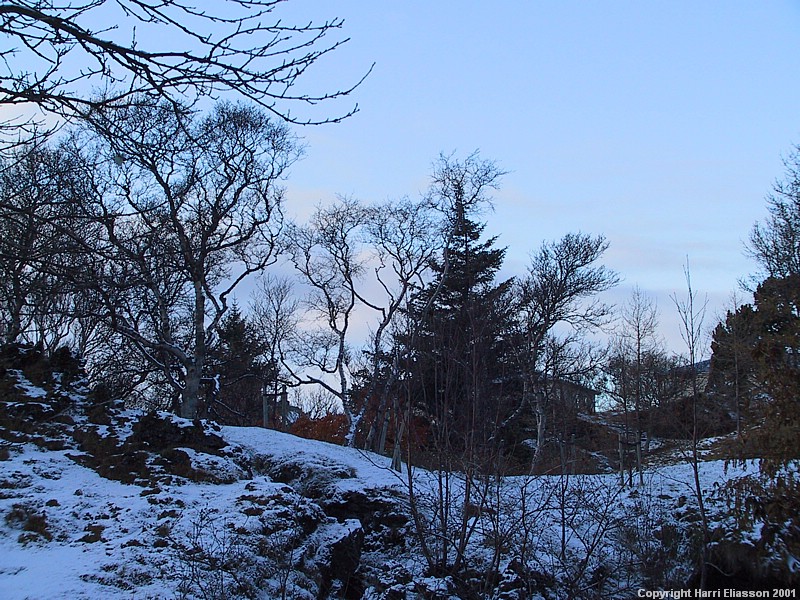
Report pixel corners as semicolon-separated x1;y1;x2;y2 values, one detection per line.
289;413;348;445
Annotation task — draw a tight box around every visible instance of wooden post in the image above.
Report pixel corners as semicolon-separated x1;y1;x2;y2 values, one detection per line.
279;385;288;430
262;389;270;429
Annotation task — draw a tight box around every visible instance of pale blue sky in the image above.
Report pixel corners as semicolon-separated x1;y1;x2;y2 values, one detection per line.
271;1;800;352
18;1;794;352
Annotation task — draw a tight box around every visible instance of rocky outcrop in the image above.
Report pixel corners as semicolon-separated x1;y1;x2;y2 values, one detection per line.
0;347;413;599
0;344;84;444
245;449;411;597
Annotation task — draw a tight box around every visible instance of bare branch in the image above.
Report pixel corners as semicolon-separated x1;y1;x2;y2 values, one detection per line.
0;0;372;132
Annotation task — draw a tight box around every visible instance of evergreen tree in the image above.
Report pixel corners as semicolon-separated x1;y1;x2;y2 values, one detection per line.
404;196;513;451
751;275;800;463
708;274;800;460
205;303;274;426
708;303;759;436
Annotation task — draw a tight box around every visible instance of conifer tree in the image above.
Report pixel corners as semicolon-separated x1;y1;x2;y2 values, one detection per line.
708;274;800;458
396;154;512;577
205;303;274;426
750;275;800;462
708;303;759;437
405;189;513;452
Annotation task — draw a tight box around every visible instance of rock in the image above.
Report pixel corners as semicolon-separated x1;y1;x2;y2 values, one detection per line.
129;412;227;455
308;519;365;600
254;452;356;499
693;538;800;591
319;489;409;552
158;448;244;484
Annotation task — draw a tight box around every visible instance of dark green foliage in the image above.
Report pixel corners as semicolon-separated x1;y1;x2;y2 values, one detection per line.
205;304;274;426
749;275;800;464
708;303;759;434
403;197;513;450
710;275;800;463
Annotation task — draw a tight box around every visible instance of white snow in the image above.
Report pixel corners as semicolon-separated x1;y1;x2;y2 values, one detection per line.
0;422;783;599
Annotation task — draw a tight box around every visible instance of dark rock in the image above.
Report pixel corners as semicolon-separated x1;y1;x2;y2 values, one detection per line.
320;489;409;552
69;449;152;485
73;425;124;457
321;489;408;528
690;538;800;591
130;412;227;455
311;519;365;600
157;448;242;484
255;452;356;499
48;346;83;387
86;404;112;425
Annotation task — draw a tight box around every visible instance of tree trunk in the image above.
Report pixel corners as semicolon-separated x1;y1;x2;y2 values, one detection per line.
181;282;208;419
182;364;201;419
533;394;547;467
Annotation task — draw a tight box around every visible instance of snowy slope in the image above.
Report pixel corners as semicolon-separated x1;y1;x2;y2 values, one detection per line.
0;415;766;599
0;422;418;599
0;348;791;599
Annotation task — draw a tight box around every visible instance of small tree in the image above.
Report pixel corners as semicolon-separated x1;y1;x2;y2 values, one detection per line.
205;303;274;426
671;262;710;589
250;274;299;426
285;196;368;443
509;233;618;466
358;196;441;452
616;286;662;483
286;194;439;446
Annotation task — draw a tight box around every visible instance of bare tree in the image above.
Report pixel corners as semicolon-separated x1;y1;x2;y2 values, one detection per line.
671;261;711;590
69;98;299;418
397;151;509;456
619;286;661;483
359;196;441;452
250;274;299;426
0;135;87;347
509;232;618;465
0;0;370;131
747;144;800;281
427;150;506;218
285;196;366;443
286;194;439;446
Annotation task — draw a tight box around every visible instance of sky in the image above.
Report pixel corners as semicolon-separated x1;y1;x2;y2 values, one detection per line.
267;0;800;353
5;1;798;355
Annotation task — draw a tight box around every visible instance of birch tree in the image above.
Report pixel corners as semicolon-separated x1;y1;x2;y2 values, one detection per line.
510;233;618;465
71;98;299;418
287;195;438;446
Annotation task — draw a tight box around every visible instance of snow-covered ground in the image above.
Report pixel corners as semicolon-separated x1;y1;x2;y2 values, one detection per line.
0;422;407;599
0;414;764;599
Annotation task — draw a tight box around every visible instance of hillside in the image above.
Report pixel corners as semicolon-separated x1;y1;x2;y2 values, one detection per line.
0;346;797;599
